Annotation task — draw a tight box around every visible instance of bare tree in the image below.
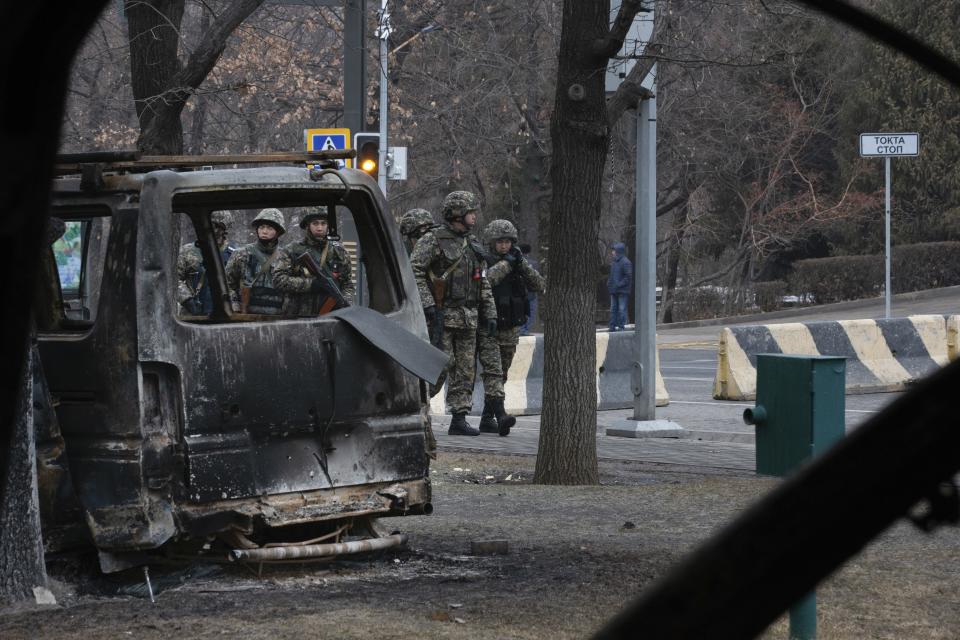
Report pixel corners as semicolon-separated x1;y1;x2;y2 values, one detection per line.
534;0;655;484
125;0;265;154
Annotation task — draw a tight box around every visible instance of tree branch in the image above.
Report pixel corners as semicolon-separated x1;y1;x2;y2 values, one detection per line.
606;44;659;126
593;0;648;60
177;0;264;91
656;192;688;218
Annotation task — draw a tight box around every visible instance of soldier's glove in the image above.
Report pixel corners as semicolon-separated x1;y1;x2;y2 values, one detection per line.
486;318;498;337
502;251;519;267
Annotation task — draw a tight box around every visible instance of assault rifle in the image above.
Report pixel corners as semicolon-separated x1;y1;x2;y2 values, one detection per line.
427;274;446;349
294;251;349;315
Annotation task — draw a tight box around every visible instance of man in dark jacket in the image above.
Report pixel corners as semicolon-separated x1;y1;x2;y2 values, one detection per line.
607;242;632;332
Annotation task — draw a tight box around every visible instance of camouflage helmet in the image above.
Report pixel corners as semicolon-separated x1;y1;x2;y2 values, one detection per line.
211;210;233;229
399;208;435;236
441;190;479;221
484;219;518;246
299;208;329;229
251;208;286;235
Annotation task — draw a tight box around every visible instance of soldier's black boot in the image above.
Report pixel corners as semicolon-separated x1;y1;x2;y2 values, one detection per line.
492;398;516;437
478;397;499;433
448;412;480;436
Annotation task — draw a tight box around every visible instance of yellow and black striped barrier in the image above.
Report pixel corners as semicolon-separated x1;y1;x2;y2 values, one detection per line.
713;315;951;401
431;330;669;416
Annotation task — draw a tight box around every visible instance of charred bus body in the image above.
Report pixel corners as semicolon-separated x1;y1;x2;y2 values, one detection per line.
35;156;442;571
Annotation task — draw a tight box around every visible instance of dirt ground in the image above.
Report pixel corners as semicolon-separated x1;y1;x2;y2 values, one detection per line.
1;451;958;639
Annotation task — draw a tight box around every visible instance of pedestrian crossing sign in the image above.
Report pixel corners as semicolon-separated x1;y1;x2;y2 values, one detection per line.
304;128;352;168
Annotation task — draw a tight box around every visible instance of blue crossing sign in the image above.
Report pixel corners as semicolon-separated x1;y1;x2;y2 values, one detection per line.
304;127;352;168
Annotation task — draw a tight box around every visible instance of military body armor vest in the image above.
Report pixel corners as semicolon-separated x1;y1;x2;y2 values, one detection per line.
485;254;529;328
243;243;283;314
433;227;483;307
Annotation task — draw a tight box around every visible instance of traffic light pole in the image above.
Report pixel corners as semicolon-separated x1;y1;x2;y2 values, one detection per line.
343;0;366;139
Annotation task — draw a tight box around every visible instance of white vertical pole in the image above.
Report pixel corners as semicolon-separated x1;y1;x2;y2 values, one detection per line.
633;89;657;421
885;156;891;319
378;0;389;195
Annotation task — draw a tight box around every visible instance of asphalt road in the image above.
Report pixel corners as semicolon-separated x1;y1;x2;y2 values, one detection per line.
433;286;960;471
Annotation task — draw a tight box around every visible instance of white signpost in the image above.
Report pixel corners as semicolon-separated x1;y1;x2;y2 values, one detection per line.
859;132;920;318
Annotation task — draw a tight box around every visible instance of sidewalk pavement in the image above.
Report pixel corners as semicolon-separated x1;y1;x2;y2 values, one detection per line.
431;393;894;474
431;412;757;472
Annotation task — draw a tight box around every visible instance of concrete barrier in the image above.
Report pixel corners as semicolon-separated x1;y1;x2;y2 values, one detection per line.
713;315;949;401
430;330;668;416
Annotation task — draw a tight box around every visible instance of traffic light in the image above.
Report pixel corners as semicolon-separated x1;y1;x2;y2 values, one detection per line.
354;132;380;178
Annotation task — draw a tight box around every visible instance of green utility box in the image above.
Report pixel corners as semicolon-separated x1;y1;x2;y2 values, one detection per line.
744;355;846;477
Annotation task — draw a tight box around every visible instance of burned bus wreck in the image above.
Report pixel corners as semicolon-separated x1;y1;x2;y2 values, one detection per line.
34;155;446;571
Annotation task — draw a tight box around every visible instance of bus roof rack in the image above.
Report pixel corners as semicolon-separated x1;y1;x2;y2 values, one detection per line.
53;150;356;176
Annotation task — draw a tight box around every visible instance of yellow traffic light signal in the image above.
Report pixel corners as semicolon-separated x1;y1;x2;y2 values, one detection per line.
354;133;380;178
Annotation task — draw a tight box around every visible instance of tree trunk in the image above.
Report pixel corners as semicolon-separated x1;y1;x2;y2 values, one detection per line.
187;7;212;154
659;207;688;323
126;0;264;155
126;0;186;154
534;0;611;485
0;341;47;604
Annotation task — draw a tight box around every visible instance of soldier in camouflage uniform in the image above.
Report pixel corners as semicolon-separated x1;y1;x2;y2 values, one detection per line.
177;210;235;316
410;191;498;436
399;208;436;255
478;219;546;431
272;209;354;316
224;208;287;315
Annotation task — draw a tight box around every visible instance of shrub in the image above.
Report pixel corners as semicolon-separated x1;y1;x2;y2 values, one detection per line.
891;242;960;292
671;286;728;321
753;280;788;312
791;255;883;304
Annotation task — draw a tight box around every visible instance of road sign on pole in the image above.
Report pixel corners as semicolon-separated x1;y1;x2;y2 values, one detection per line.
859;132;921;318
859;132;919;157
305;128;352;168
387;147;407;180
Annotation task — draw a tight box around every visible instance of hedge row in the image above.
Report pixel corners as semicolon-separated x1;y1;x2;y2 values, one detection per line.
601;242;960;322
792;241;960;304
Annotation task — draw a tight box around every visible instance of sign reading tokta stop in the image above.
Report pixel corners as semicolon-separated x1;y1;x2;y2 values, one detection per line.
859;131;921;320
859;132;919;157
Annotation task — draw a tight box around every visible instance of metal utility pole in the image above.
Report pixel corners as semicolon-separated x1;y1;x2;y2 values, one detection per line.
605;3;682;438
377;0;389;194
633;82;657;421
